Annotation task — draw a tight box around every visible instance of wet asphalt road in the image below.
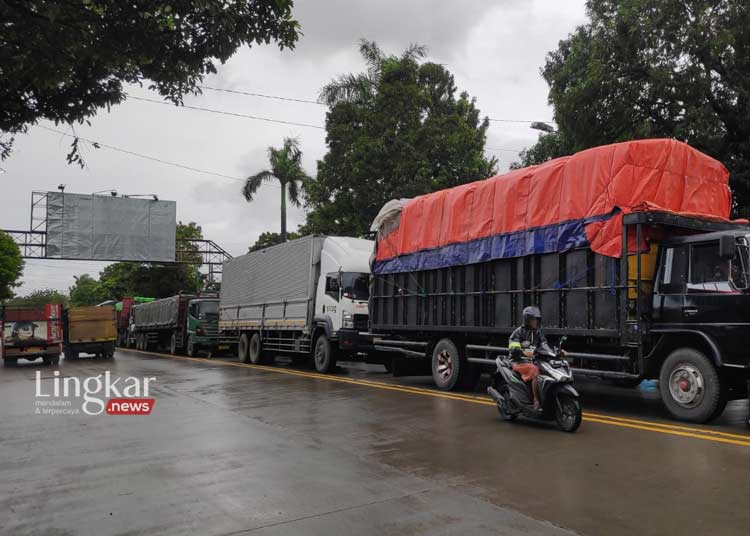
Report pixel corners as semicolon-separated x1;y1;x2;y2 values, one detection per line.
2;349;750;536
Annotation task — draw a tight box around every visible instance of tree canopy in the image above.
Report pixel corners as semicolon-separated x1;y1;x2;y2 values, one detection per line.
519;0;750;215
6;289;68;308
249;231;301;252
1;0;300;161
303;40;497;237
0;231;24;301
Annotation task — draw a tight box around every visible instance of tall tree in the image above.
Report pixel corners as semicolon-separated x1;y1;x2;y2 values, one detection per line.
1;1;299;162
69;274;107;306
520;0;750;215
0;231;24;300
243;138;310;242
304;40;497;237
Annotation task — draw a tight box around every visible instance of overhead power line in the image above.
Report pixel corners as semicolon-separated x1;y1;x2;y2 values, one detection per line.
36;125;269;185
193;84;554;125
126;94;326;130
198;85;324;106
486;146;524;153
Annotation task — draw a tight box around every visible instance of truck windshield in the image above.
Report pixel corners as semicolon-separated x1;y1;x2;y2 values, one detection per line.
341;272;370;300
197;301;219;320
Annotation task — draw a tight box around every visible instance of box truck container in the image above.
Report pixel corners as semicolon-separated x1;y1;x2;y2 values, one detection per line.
63;306;117;359
131;294;233;356
219;235;375;372
369;139;750;423
1;304;63;366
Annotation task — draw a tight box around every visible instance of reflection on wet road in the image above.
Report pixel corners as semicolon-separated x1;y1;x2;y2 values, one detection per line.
2;349;748;535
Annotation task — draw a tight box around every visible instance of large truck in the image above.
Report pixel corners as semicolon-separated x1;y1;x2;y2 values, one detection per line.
369;139;750;423
115;296;154;347
219;235;375;372
1;304;63;366
131;294;233;356
63;306;117;359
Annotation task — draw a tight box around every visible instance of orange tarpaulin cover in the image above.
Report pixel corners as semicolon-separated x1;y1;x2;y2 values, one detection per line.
372;139;733;274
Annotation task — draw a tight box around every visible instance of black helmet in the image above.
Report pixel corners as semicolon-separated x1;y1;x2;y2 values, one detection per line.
522;306;541;327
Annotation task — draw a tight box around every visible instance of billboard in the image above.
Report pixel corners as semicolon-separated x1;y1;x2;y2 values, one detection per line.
46;192;176;262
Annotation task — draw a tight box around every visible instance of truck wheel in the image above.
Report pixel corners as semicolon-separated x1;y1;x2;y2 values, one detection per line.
238;333;251;363
659;348;723;423
3;358;17;367
431;338;467;391
170;333;179;355
248;333;264;365
314;334;337;373
186;336;198;357
66;351;79;360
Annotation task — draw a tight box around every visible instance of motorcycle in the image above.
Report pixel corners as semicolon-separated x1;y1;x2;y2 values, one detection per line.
487;336;582;432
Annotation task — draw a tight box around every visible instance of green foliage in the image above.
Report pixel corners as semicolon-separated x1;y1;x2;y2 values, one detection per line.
69;274;107;306
0;231;24;300
522;0;750;215
7;289;68;308
69;222;204;302
1;1;300;162
243;137;310;241
249;231;301;252
304;40;497;237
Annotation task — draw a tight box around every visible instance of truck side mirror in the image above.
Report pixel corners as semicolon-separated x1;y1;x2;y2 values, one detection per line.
719;235;737;259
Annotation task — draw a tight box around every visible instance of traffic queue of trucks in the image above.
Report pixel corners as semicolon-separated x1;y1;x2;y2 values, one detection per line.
127;293;235;356
2;139;749;424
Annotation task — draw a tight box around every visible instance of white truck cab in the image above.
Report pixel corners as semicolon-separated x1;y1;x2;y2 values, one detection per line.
315;237;373;336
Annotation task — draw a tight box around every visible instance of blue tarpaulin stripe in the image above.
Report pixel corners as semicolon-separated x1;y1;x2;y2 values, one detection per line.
372;213;616;275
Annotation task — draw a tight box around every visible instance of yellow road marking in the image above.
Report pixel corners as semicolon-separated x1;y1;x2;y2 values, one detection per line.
128;349;750;447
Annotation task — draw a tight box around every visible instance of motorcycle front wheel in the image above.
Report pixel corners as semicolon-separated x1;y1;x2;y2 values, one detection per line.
497;388;517;421
555;394;582;433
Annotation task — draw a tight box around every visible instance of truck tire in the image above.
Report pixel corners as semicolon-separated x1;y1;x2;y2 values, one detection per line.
66;351;79;360
3;358;17;367
313;334;337;373
659;348;723;423
170;333;179;355
186;336;198;357
238;333;251;363
431;338;467;391
248;333;264;365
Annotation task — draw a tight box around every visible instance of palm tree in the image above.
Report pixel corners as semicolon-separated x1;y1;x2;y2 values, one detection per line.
319;39;427;107
243;137;309;242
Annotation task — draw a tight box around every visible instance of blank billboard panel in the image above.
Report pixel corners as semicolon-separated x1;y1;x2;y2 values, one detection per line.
46;192;176;261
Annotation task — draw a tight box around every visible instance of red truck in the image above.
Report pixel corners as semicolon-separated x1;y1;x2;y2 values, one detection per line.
1;304;63;366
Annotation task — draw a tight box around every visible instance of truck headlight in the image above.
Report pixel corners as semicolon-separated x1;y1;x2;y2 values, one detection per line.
342;311;354;329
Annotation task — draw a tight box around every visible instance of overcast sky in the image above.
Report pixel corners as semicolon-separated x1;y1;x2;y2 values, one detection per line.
1;0;588;295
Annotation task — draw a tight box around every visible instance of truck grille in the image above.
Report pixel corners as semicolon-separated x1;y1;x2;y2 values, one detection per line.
353;314;369;332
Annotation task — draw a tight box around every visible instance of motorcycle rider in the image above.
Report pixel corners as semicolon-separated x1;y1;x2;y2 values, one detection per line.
508;306;546;411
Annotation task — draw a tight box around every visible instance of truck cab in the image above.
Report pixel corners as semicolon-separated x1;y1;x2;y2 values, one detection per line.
314;237;373;353
186;298;236;356
647;227;750;420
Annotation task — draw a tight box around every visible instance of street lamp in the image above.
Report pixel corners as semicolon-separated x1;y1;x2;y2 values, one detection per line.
530;121;556;133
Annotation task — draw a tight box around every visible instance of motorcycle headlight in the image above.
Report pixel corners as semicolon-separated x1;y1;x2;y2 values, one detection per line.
342;311;354;329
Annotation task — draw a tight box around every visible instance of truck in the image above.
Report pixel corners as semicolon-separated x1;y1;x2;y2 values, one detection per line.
369;139;750;423
115;296;154;347
1;304;63;366
63;306;117;359
219;235;375;372
131;294;234;356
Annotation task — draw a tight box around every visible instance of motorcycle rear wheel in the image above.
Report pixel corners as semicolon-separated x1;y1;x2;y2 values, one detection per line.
555;394;581;433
